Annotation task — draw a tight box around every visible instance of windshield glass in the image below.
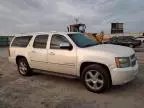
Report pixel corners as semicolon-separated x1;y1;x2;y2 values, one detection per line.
68;33;98;48
79;25;85;33
123;36;135;40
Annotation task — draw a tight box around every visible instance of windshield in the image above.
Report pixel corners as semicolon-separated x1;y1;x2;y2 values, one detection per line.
68;33;98;48
79;25;85;33
123;36;135;40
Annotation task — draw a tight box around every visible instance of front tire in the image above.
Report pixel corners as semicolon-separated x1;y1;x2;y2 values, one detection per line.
129;44;134;48
17;58;32;76
82;64;111;93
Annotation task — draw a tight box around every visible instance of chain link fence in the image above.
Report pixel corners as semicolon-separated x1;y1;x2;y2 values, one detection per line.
0;36;14;47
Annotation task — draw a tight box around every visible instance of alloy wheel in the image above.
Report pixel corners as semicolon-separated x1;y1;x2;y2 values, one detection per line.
19;61;27;75
85;70;104;90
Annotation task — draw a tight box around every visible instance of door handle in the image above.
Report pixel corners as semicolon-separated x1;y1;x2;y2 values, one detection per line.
49;52;55;55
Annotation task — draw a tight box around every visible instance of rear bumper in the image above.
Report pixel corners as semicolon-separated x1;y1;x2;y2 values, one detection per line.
110;61;139;85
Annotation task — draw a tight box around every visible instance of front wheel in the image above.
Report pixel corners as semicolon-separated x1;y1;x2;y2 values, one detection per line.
82;64;111;93
129;44;134;48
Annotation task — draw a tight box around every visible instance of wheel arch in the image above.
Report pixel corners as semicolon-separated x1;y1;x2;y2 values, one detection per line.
80;62;112;85
16;55;27;65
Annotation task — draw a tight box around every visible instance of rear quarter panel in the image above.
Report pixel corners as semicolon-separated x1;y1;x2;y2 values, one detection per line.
9;47;30;64
9;36;33;66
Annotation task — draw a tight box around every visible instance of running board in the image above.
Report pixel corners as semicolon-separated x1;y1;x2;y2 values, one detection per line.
32;69;79;79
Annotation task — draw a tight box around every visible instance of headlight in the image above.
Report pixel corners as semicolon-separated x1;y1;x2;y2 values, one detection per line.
115;57;130;68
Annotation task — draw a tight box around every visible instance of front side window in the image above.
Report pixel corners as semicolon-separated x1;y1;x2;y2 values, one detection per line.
11;36;32;47
117;37;124;41
33;35;48;49
50;34;70;49
68;33;97;48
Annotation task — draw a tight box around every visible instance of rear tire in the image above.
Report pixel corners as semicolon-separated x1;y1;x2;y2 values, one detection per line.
17;58;32;76
82;64;111;93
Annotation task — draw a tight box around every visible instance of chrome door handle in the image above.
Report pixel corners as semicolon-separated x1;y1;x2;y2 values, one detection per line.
50;52;55;55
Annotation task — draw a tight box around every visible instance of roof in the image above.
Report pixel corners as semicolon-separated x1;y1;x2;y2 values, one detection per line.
14;31;82;37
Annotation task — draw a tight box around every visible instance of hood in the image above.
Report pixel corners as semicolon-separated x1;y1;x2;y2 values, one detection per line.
84;44;135;57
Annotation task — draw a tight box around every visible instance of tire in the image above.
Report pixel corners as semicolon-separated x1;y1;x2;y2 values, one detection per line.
82;64;111;93
129;44;134;48
17;58;32;76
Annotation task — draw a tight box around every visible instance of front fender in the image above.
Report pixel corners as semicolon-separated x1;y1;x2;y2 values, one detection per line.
77;56;116;76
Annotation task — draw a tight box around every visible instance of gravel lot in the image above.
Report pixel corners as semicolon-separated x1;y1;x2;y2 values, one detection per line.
0;47;144;108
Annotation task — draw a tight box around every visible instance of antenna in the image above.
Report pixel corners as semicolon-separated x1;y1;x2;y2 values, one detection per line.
74;18;79;24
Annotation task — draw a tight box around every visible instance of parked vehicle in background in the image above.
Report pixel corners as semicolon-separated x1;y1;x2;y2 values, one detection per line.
107;36;141;48
9;32;138;93
135;36;144;43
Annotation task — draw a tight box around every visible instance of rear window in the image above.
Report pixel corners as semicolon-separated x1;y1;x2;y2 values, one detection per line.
11;36;32;47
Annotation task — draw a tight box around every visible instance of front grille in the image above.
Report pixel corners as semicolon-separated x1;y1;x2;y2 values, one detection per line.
130;54;135;59
130;53;136;67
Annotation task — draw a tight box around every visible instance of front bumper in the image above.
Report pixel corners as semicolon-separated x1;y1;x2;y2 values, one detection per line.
110;61;139;85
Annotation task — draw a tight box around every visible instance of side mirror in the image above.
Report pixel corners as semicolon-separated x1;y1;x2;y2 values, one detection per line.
59;42;72;50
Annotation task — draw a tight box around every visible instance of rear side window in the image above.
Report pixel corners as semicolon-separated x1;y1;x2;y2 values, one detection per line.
11;36;32;47
117;37;124;41
33;35;48;49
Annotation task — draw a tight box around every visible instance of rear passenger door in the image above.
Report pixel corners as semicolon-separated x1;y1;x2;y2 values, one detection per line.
29;34;49;70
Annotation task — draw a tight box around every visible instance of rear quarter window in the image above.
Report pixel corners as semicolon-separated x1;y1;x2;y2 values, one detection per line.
11;36;32;47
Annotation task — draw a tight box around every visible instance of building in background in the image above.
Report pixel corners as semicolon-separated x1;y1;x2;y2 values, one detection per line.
111;22;124;34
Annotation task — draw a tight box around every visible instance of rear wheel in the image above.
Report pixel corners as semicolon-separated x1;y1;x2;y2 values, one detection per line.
17;58;32;76
82;64;111;93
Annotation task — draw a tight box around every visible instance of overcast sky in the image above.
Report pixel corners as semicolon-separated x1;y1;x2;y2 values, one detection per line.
0;0;144;35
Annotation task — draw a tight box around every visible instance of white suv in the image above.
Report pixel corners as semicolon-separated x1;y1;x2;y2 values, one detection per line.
9;32;138;93
135;36;144;43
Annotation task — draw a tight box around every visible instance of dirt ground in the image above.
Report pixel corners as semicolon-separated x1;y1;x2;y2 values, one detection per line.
0;48;144;108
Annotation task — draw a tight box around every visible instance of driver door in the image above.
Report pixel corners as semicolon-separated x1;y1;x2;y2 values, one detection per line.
48;34;77;75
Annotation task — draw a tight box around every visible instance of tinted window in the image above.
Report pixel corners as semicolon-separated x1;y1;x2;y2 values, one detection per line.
33;35;48;48
121;36;135;39
11;36;32;47
68;33;97;48
117;37;124;40
50;34;70;49
137;37;144;38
